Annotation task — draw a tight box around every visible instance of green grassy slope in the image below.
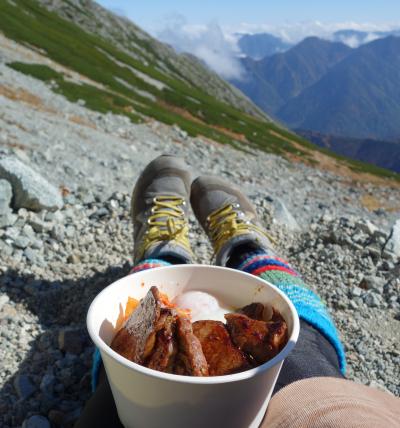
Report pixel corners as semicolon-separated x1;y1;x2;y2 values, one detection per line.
1;0;399;180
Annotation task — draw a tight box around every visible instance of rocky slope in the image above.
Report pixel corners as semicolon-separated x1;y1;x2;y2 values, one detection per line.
36;0;268;121
1;31;400;427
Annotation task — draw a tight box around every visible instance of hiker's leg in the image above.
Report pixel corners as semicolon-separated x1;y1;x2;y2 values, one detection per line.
190;176;346;396
231;250;345;395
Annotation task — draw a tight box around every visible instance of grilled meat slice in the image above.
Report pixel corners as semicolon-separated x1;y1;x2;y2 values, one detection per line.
238;303;265;320
146;310;177;372
193;320;250;376
225;309;288;364
174;315;209;376
111;286;173;363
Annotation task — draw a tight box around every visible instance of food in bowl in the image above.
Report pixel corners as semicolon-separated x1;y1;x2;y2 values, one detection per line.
110;286;288;376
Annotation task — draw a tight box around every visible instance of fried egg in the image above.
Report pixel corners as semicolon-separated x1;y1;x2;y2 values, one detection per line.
173;291;231;323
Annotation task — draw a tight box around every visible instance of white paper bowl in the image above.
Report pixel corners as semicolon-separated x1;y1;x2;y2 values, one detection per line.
87;264;299;428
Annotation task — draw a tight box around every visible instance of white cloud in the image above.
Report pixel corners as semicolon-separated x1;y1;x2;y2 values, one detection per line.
156;14;244;80
155;17;400;76
225;21;400;45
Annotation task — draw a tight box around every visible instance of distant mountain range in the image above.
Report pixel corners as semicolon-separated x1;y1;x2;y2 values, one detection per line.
236;29;400;60
233;37;351;114
231;35;400;141
278;36;400;140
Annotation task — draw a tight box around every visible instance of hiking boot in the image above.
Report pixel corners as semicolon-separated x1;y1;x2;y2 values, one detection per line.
131;155;193;264
190;176;274;266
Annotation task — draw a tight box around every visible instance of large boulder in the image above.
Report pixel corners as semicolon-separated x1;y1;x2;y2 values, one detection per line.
0;157;63;212
385;219;400;258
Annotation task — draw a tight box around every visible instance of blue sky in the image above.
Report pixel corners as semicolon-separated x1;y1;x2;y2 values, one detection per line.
97;0;399;31
95;1;400;79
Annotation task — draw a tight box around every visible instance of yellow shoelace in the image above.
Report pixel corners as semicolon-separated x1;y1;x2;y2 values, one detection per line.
207;203;275;256
138;195;191;259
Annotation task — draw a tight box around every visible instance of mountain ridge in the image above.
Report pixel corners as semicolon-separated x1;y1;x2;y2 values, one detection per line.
279;36;400;139
230;34;400;147
232;37;352;114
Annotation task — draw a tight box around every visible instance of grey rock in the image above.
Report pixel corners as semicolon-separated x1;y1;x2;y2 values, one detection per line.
27;216;49;233
359;276;385;291
22;224;36;239
22;415;51;428
24;248;37;262
14;236;31;249
385;219;400;258
90;207;109;218
382;249;396;261
0;211;17;228
65;226;75;238
51;224;65;241
0;239;13;256
5;226;22;240
273;198;300;231
44;210;64;222
0;157;63;211
12;248;23;263
349;300;359;310
363;292;381;308
14;374;36;399
350;287;363;297
355;220;378;236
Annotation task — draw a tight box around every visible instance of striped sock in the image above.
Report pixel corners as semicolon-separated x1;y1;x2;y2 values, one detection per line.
235;250;346;374
130;258;172;273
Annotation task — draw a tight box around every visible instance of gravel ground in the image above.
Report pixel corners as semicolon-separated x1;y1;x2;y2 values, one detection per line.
0;43;399;427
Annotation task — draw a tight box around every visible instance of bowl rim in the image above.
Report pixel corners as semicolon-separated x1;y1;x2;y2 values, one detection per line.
87;264;300;385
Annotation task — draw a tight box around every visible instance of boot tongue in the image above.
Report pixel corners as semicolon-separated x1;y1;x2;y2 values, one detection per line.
143;241;193;264
146;177;187;198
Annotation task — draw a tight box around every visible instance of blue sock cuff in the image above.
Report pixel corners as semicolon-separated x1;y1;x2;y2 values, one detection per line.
270;282;346;374
91;348;102;392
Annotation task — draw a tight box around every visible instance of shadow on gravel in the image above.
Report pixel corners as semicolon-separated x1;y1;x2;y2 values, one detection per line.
0;262;132;428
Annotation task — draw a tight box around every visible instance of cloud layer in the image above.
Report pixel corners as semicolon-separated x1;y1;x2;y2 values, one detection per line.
228;21;400;45
156;18;400;78
157;15;244;80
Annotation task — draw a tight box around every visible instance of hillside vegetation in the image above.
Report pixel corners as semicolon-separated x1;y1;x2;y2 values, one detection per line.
1;0;399;180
